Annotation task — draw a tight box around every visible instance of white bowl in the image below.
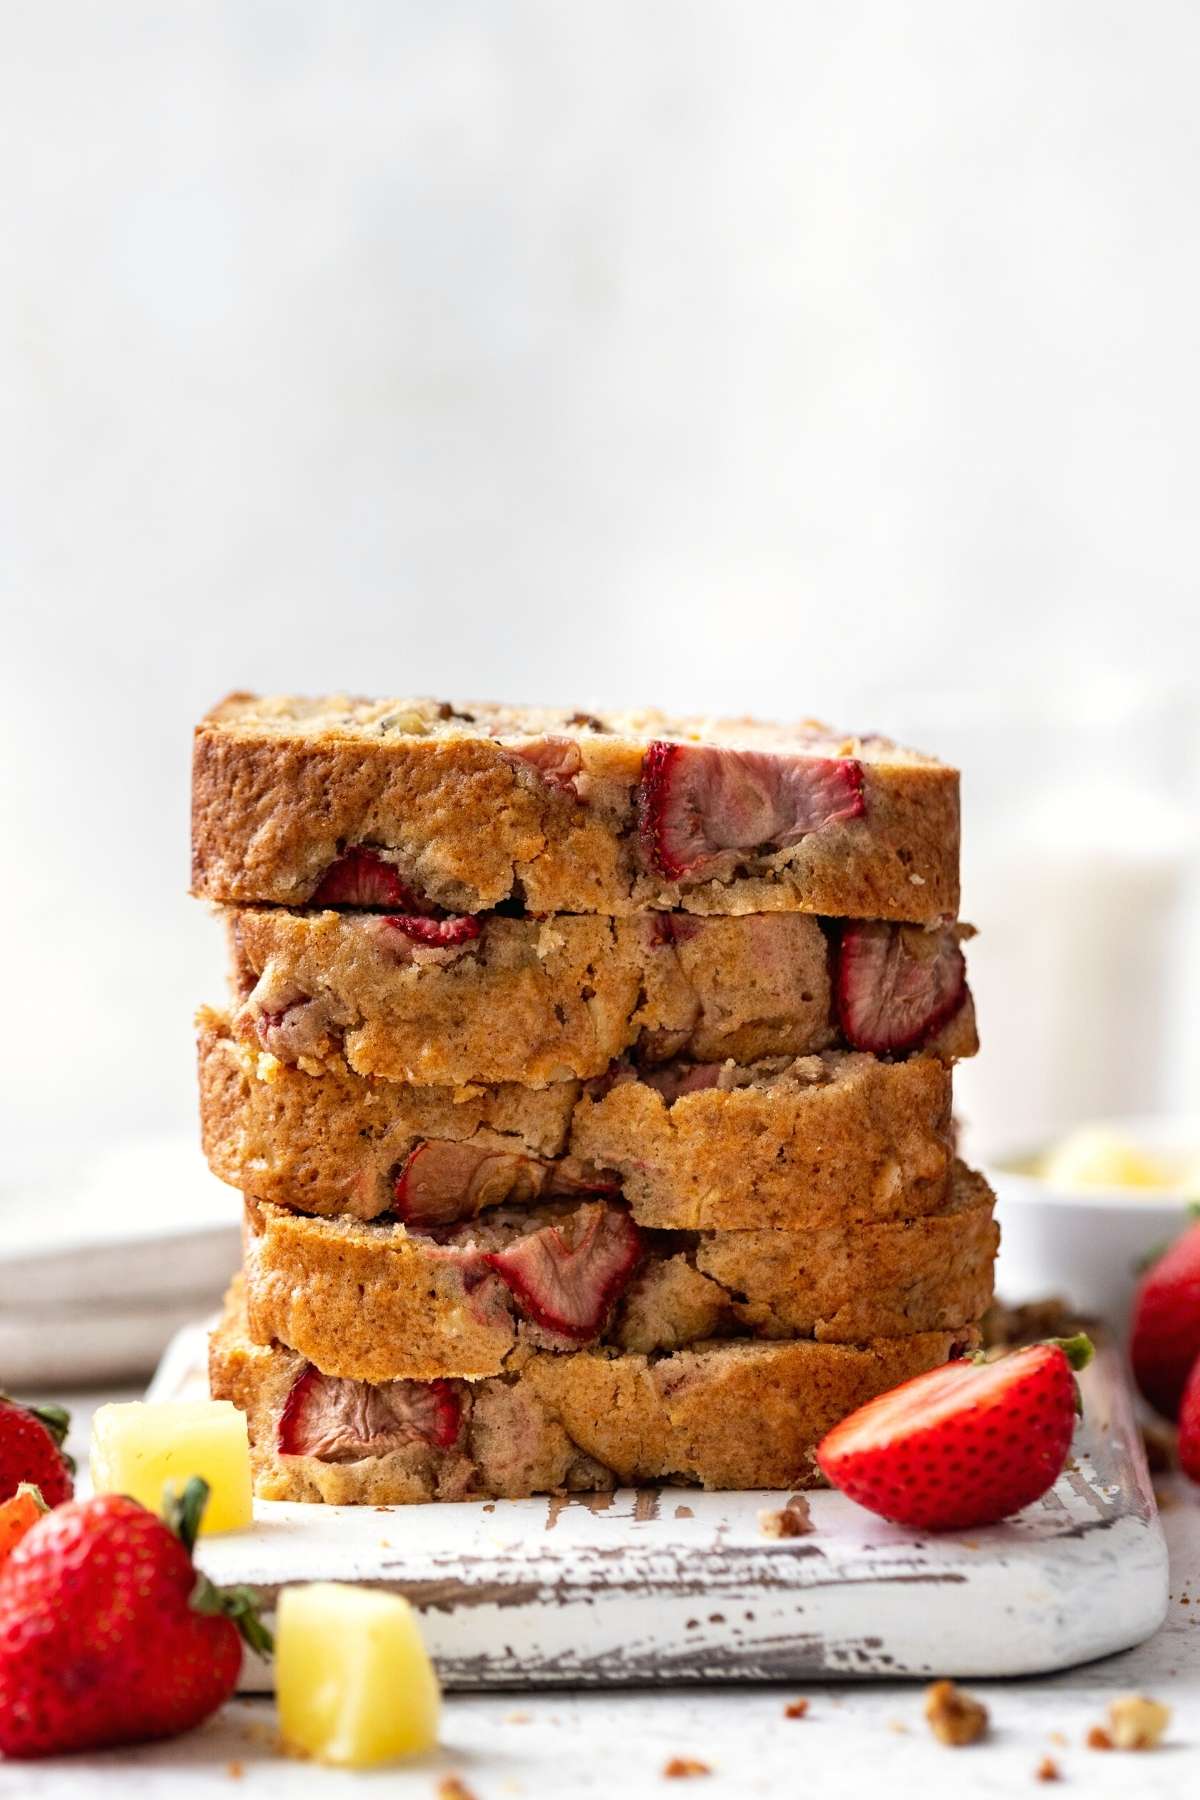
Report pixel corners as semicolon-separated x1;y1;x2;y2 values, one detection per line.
987;1116;1200;1334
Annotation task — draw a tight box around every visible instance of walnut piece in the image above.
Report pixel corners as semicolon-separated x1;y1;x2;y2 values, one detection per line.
923;1679;989;1747
758;1496;813;1539
1106;1694;1171;1750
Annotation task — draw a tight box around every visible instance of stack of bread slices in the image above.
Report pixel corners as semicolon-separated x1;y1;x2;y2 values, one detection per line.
194;695;995;1505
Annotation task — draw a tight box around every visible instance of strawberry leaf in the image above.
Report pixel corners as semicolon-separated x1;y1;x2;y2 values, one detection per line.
190;1573;275;1658
163;1476;210;1556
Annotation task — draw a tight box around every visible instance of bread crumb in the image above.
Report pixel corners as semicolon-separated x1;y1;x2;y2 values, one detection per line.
1048;1731;1067;1746
1106;1694;1171;1750
923;1679;988;1746
1086;1726;1113;1750
226;1765;244;1782
437;1778;479;1800
758;1496;813;1538
663;1758;711;1778
1035;1757;1060;1782
506;1711;532;1724
784;1699;809;1719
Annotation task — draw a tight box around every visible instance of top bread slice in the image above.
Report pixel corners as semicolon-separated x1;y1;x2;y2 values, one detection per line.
193;694;959;922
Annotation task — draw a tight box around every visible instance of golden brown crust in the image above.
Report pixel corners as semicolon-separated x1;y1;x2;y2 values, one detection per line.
193;696;959;922
238;1163;996;1381
199;1018;958;1230
210;1278;979;1501
225;907;975;1090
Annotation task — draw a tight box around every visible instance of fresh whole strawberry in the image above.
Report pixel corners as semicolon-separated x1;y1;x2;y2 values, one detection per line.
1178;1355;1200;1485
1130;1221;1200;1418
0;1395;74;1508
0;1477;270;1758
816;1335;1094;1531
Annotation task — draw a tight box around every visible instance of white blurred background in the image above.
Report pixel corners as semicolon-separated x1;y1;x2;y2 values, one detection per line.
3;0;1198;1200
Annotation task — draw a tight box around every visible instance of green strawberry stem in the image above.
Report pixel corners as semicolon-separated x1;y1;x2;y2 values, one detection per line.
1049;1332;1095;1416
164;1478;275;1659
190;1578;275;1659
163;1476;211;1556
1052;1333;1094;1372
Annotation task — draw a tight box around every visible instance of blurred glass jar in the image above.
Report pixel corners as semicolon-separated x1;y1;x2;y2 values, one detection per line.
880;677;1199;1159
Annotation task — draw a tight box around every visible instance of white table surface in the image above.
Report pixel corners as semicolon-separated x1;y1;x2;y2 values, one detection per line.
4;1392;1196;1798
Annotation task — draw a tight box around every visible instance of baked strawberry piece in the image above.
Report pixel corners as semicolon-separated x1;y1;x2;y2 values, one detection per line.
310;847;426;911
483;1204;643;1340
817;1335;1093;1530
278;1367;462;1459
836;921;966;1053
392;1140;617;1227
378;914;481;948
638;741;865;880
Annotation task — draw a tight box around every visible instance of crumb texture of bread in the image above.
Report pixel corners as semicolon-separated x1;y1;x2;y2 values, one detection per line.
197;1007;583;1221
210;1280;979;1503
237;1161;996;1381
225;908;976;1090
199;1019;960;1231
570;1051;958;1230
193;694;959;921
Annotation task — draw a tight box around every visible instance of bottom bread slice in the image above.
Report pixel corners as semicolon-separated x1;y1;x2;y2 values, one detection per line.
211;1280;979;1502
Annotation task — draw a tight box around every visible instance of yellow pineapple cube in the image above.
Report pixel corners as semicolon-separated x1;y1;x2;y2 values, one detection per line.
275;1582;441;1767
89;1400;253;1534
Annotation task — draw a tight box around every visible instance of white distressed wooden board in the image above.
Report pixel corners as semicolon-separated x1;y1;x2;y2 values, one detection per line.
150;1325;1168;1689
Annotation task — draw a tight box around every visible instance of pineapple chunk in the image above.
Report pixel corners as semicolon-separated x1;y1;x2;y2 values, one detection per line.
276;1582;441;1767
89;1400;252;1534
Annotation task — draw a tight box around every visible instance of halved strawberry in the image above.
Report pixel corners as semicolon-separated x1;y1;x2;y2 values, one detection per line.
484;1204;642;1339
379;914;481;949
638;742;865;880
1131;1222;1200;1418
278;1366;461;1460
0;1485;47;1568
816;1336;1093;1531
310;847;425;911
393;1142;616;1227
1178;1355;1200;1484
836;921;966;1053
